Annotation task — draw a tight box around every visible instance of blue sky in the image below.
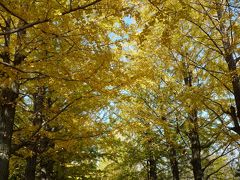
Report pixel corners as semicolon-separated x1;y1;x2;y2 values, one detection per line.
108;15;136;42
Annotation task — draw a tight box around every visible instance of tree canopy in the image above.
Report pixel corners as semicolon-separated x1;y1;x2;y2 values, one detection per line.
0;0;240;179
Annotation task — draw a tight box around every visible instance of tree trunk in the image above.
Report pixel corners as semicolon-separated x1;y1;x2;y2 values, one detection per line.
40;159;54;180
184;70;203;180
169;147;180;180
189;120;203;180
225;54;240;135
149;155;157;180
215;1;240;135
24;153;37;180
0;87;18;180
24;87;45;179
0;17;26;179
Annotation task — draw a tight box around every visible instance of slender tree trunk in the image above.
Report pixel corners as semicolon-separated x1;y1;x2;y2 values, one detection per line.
225;54;240;135
149;154;157;180
216;1;240;135
164;121;180;180
189;113;203;180
169;147;180;180
25;153;37;180
24;87;45;179
184;70;203;180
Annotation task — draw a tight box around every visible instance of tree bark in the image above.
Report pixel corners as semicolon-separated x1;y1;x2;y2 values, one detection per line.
215;1;240;135
0;17;26;179
169;147;180;180
184;70;203;180
24;153;37;180
148;154;157;180
0;86;18;180
23;87;45;179
189;115;203;180
225;54;240;135
40;159;54;180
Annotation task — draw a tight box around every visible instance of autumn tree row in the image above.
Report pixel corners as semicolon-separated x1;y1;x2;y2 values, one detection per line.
104;0;240;179
1;0;240;179
0;0;132;179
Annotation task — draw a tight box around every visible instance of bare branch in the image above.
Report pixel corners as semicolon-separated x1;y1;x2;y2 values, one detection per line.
0;19;50;36
62;0;102;15
206;157;238;179
0;2;27;23
147;0;162;12
0;0;102;36
187;19;224;55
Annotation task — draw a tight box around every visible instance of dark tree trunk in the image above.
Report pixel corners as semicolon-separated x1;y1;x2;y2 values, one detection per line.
225;54;240;135
0;17;26;179
148;155;157;180
24;153;37;180
215;1;240;135
24;87;45;179
0;87;18;180
0;18;16;180
184;70;203;180
40;159;54;180
189;119;203;180
33;87;45;126
25;87;56;179
169;147;180;180
188;104;203;180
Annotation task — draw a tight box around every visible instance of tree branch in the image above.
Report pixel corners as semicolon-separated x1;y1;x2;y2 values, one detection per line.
0;0;102;36
0;2;27;23
0;19;50;36
62;0;102;15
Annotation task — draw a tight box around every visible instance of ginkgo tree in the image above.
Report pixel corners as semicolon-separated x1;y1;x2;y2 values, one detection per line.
100;0;240;179
1;0;240;179
0;0;131;179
